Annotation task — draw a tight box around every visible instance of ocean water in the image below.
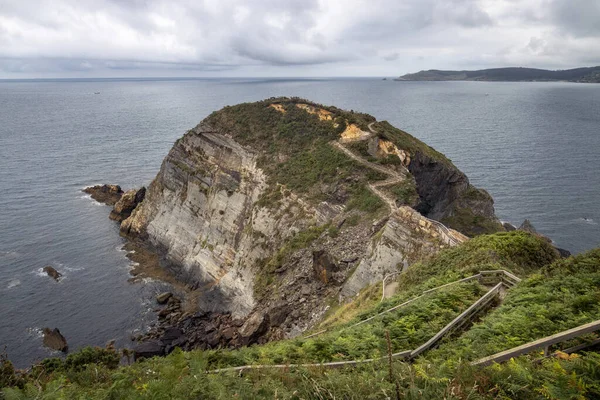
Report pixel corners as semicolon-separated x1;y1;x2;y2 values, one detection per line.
1;78;599;367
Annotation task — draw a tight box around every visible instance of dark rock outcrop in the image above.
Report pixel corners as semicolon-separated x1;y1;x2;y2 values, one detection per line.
133;340;165;360
42;328;68;352
83;184;123;206
42;266;62;281
109;187;145;222
312;250;339;284
408;151;501;236
156;292;172;304
238;312;269;345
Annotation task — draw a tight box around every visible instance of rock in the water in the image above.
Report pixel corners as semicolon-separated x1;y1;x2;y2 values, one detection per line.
238;312;269;345
42;328;68;352
133;340;165;360
42;266;62;281
83;184;123;205
109;187;146;222
156;292;173;304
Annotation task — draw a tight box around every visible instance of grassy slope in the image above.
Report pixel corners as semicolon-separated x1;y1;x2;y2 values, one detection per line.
7;232;600;399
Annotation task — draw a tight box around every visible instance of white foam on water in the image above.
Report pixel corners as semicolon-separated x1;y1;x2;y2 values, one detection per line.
0;250;19;259
577;217;597;225
26;327;43;339
78;192;104;206
7;279;21;289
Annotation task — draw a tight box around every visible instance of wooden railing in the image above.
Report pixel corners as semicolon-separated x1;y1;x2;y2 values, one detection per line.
410;283;503;358
211;276;512;374
471;319;600;367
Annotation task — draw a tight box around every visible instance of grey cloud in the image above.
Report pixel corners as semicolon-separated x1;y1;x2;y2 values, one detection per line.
549;0;600;37
0;0;598;78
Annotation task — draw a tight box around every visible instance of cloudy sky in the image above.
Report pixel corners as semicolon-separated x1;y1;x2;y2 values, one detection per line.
1;0;599;78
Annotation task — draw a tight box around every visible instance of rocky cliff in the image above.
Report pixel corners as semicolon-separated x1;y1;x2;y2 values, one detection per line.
119;97;501;346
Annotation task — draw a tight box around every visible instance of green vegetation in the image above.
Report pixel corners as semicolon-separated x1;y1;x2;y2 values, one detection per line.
387;179;418;206
5;231;600;399
442;206;505;237
205;98;384;214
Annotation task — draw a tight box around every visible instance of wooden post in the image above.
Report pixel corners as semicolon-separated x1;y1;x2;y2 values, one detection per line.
386;331;401;400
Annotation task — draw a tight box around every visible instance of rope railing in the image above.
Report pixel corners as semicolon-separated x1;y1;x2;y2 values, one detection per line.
209;282;505;375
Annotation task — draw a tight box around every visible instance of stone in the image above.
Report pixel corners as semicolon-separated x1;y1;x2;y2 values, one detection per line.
156;292;172;304
109;187;146;222
519;219;537;234
42;328;68;352
42;266;62;281
160;327;184;344
83;184;123;205
312;250;338;284
133;340;165;360
503;222;516;232
238;312;269;345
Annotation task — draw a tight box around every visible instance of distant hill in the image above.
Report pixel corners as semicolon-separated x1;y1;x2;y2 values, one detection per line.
397;66;600;83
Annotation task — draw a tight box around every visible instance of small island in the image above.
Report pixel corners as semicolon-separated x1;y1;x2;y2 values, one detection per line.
396;66;600;83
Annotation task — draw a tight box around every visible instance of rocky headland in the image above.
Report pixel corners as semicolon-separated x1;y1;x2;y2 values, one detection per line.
89;97;506;356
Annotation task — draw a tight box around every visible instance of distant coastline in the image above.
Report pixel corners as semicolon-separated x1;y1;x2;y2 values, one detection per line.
396;66;600;83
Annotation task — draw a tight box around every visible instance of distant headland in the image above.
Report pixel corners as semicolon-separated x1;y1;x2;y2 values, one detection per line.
396;66;600;83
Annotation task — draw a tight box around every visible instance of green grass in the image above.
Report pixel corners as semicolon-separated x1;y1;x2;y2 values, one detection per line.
4;234;600;399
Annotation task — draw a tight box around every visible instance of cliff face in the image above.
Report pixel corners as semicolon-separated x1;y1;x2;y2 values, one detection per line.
120;98;499;343
408;151;500;236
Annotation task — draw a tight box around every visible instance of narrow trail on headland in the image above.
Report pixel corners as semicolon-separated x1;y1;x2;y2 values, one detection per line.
330;122;467;246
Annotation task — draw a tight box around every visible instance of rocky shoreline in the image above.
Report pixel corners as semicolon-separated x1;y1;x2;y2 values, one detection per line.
84;184;268;360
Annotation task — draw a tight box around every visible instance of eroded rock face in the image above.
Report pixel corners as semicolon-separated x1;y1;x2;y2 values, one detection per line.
83;184;123;205
408;151;501;236
115;100;499;346
312;250;339;284
341;206;460;298
109;187;146;222
42;328;68;352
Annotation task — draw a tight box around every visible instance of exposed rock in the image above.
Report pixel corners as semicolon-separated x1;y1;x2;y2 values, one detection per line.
238;312;269;345
113;99;504;346
408;152;501;236
312;250;338;284
156;292;172;304
42;328;68;352
83;184;123;205
109;187;146;222
519;219;537;234
556;247;572;258
503;222;517;231
42;266;62;281
133;340;164;360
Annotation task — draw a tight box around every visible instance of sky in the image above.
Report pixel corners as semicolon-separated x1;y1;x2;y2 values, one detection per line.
0;0;599;78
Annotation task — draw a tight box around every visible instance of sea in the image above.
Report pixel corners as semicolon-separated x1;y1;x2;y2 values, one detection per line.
1;78;599;367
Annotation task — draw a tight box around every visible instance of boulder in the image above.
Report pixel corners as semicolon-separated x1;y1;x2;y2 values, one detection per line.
312;250;338;284
502;222;516;232
42;328;68;352
156;292;172;304
42;266;62;281
109;187;146;222
83;184;123;205
519;219;537;234
160;327;184;345
238;312;269;345
133;340;164;360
